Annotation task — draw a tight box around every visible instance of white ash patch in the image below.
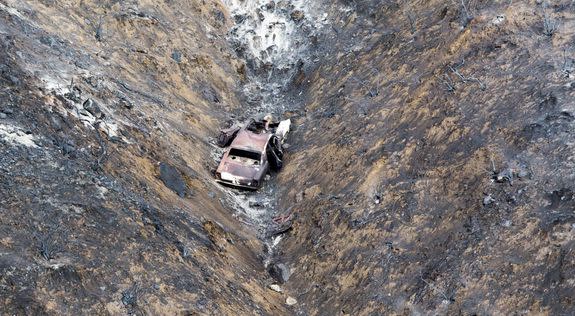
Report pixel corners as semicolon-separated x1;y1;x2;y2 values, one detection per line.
0;123;38;147
222;0;328;114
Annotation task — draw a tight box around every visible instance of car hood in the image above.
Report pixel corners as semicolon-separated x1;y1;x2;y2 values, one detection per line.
218;161;262;180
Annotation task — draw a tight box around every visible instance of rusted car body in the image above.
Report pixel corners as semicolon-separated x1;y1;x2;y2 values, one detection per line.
215;129;279;190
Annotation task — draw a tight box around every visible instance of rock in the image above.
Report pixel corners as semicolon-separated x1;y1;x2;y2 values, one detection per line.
268;262;291;284
171;50;182;63
483;195;495;206
295;191;304;203
62;142;76;155
491;15;505;25
2;107;13;114
264;2;275;11
201;86;221;103
50;115;64;131
0;113;6;119
78;109;91;117
269;284;282;292
8;74;20;85
83;98;105;119
118;97;134;109
286;296;297;306
249;200;265;208
159;162;188;197
494;168;513;184
290;10;304;22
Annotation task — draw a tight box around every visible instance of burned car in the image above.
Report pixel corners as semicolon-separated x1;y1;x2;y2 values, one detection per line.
215;118;289;190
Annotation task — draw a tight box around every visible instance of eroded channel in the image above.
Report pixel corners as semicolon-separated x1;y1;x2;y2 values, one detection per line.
216;0;328;276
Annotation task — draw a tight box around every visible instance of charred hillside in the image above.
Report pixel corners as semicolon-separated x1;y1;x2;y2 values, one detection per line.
276;0;575;315
0;0;287;314
1;0;574;315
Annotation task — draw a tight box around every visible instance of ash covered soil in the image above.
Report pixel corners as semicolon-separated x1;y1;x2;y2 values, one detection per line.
1;0;575;315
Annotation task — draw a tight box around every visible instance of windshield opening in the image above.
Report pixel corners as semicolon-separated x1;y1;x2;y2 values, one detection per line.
229;148;261;163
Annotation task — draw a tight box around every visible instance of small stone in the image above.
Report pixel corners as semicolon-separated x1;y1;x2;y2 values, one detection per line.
269;284;282;292
50;115;64;131
118;97;134;109
83;98;105;119
295;191;304;203
483;195;495;206
171;50;182;63
249;200;265;208
491;15;505;25
0;113;6;119
8;75;20;85
268;262;291;283
286;297;297;306
62;143;76;155
494;168;513;184
264;2;275;11
2;108;13;114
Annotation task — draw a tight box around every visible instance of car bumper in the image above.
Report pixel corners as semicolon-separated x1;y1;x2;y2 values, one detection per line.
216;179;260;190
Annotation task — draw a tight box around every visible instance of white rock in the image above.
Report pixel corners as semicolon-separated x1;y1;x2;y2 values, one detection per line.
269;284;282;292
286;296;297;306
492;15;505;25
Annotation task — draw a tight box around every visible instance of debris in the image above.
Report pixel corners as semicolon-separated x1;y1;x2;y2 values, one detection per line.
64;86;82;102
269;284;282;292
286;296;297;306
268;212;294;237
217;125;240;147
275;119;291;142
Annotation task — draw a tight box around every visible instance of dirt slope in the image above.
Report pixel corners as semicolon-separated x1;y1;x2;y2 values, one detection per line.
0;0;287;314
275;0;575;315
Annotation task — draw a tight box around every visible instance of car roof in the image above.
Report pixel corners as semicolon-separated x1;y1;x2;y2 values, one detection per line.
230;129;271;153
